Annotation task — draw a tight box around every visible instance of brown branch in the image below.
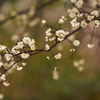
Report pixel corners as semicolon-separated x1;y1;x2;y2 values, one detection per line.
0;26;81;77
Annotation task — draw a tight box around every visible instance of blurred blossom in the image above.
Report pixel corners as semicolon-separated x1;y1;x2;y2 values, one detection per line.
0;93;4;100
52;70;59;80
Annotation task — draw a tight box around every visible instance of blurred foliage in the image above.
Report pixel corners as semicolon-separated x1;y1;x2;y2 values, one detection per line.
2;52;100;100
8;0;20;4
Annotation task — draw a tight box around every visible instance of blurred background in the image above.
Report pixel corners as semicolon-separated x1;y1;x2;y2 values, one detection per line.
0;0;100;100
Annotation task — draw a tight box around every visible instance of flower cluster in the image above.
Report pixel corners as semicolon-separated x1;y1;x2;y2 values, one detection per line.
56;30;69;41
73;59;85;72
0;74;10;87
0;37;37;86
59;16;67;24
45;28;56;42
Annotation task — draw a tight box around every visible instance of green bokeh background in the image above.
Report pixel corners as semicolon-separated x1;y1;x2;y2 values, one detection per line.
0;0;100;100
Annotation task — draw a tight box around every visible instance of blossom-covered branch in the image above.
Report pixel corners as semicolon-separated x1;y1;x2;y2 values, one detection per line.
0;0;100;87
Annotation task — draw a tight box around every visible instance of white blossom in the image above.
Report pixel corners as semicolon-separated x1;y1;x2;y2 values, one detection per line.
75;0;83;8
70;48;75;52
56;30;66;37
17;66;23;71
47;56;50;60
73;61;80;67
56;30;68;41
54;53;62;59
29;39;36;50
11;46;20;54
3;81;10;87
78;66;84;72
81;20;87;28
0;93;4;100
87;44;94;48
22;37;31;44
22;62;27;66
71;0;76;3
49;37;56;42
5;54;13;61
69;12;76;18
73;40;80;46
77;13;83;18
45;44;50;50
94;20;100;27
45;36;48;42
91;10;99;17
59;18;64;24
59;16;67;24
20;53;30;59
42;19;46;25
70;18;80;29
46;28;52;37
0;45;6;52
0;74;6;81
17;41;24;49
0;62;3;67
87;15;94;21
52;70;59;80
